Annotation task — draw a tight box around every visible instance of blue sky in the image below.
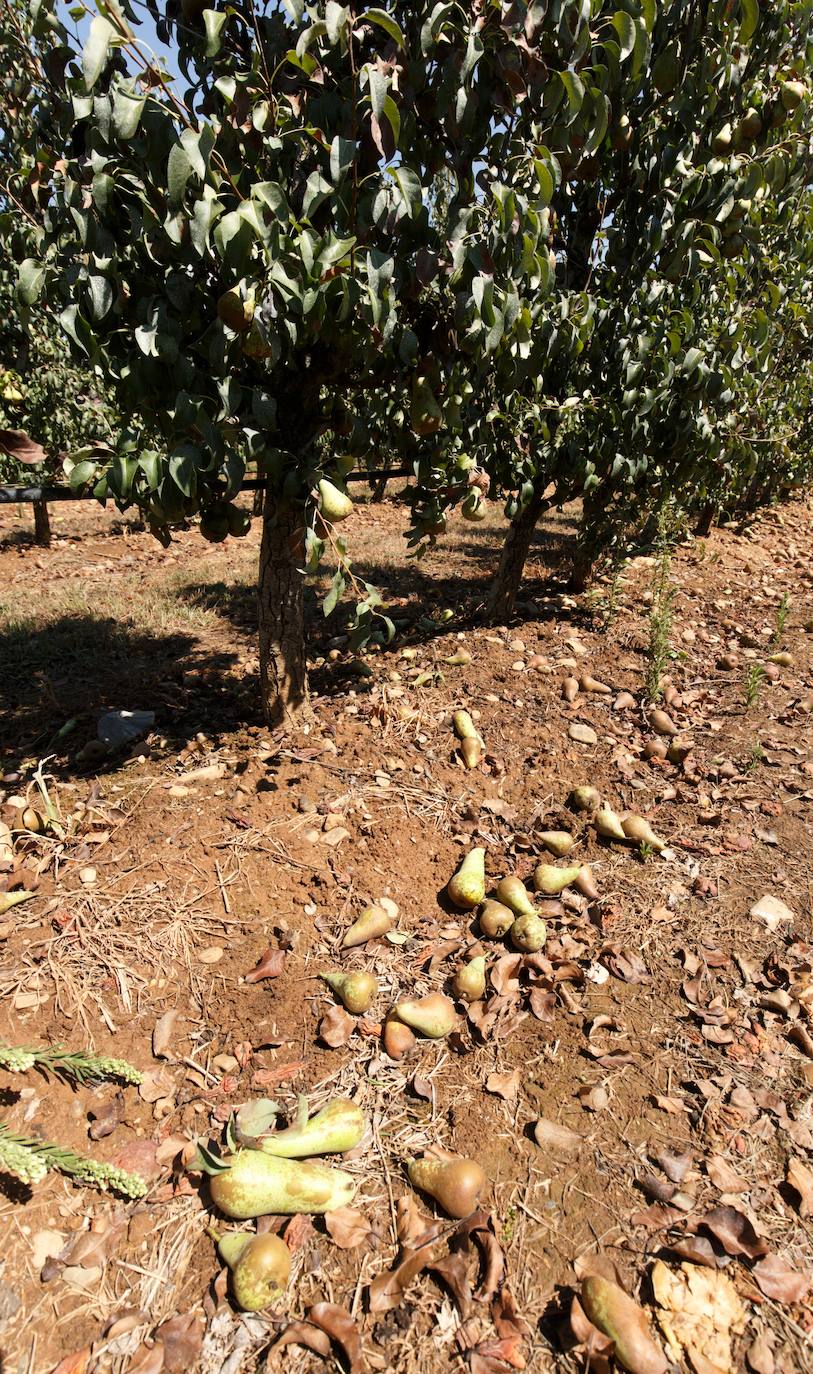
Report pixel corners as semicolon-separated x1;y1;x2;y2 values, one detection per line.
57;0;184;85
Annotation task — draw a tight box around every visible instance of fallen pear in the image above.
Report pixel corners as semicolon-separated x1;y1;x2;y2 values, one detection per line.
342;905;392;947
382;1017;416;1059
392;993;457;1039
621;815;666;853
260;1098;365;1158
643;738;667;760
510;913;547;953
575;865;599;901
210;1149;356;1218
0;890;35;916
318;478;354;523
218;1232;290;1310
448;848;486;909
569;785;600;812
321;969;377;1014
453;956;487;1003
478;898;515;939
594;807;626;842
445;649;472;666
580;1275;667;1374
562;676;579;702
769;650;793;666
580;673;611;694
666;738;692;765
538;830;575;857
495;875;536;917
452;709;478;740
408;1156;485;1218
460;737;482;770
650;709;678;736
534;863;581;895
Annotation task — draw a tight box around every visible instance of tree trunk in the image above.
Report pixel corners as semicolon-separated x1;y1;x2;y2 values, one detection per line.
257;493;310;727
252;484;264;516
369;473;388;502
569;490;601;591
486;489;549;622
695;503;715;537
33;499;51;547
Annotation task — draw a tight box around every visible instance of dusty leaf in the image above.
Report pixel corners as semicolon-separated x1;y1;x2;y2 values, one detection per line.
752;1254;812;1304
652;1095;688;1114
244;948;286;982
154;1314;204;1374
138;1067;176;1104
88;1093;124;1140
528;988;556;1021
0;429;47;464
152;1011;181;1060
309;1302;365;1374
651;1259;746;1374
700;1206;768;1259
111;1138;160;1179
706;1155;750;1194
126;1346;165;1374
428;1250;472;1316
491;955;523;995
746;1330;775;1374
656;1150;693;1184
577;1084;609;1112
395;1193;438;1249
369;1246;437;1313
285;1214;316;1253
324;1207;372;1250
485;1069;521;1101
786;1157;813;1217
319;1005;354;1048
268;1323;331;1363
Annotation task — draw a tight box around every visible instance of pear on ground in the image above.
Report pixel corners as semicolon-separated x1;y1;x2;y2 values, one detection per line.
408;1156;485;1218
448;848;486;909
594;807;626;842
534;863;581;895
510;913;547;953
538;830;575;857
453;956;486;1003
342;905;392;947
392;992;457;1039
321;969;378;1014
478;898;515;939
495;875;536;917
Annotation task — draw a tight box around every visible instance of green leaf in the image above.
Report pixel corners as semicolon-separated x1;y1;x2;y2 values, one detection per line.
382;94;400;144
739;0;759;43
169;448;198;496
368;65;388;119
112;85;146;139
283;0;305;18
88;274;113;321
387;165;422;218
167;143;193;208
330;135;355;182
18;259;45;306
559;70;585;118
359;8;405;46
203;9;227;57
461;28;484;81
611;11;636;59
82;14;115;91
180;125;216;179
325;2;349;44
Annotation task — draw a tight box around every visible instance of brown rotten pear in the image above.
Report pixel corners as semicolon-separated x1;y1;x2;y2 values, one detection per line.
408;1156;486;1218
382;1017;416;1059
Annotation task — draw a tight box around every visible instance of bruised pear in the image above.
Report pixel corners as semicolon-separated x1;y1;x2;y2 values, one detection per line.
453;956;486;1003
318;478;353;523
448;848;486;909
569;785;600;812
575;865;599;901
383;1017;416;1059
392;993;457;1039
342;905;392;947
321;969;377;1014
210;1149;356;1218
534;863;581;896
495;875;536;917
580;1275;667;1374
261;1098;365;1158
594;807;626;842
408;1156;485;1218
218;1232;290;1310
510;913;547;953
460;737;482;770
539;830;575;857
621;815;666;853
478;898;515;939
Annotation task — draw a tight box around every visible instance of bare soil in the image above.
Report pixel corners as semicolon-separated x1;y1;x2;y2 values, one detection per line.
0;488;811;1374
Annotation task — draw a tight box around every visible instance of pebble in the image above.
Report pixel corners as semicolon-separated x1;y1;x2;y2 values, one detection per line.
569;722;598;745
198;946;224;964
79;867;97;886
750;894;794;931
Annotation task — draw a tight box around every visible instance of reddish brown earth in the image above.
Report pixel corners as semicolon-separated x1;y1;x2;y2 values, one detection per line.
0;489;812;1374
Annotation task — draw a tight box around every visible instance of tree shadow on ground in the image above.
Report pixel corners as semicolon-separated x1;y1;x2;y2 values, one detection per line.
0;612;257;778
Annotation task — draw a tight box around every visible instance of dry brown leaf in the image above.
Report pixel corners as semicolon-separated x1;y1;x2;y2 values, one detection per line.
284;1214;316;1253
111;1139;160;1180
50;1352;91;1374
485;1069;521;1101
577;1084;610;1112
395;1193;438;1249
154;1314;204;1374
457;1211;505;1302
752;1254;812;1304
700;1206;768;1259
652;1095;688;1114
706;1155;750;1194
88;1094;124;1141
368;1246;436;1313
786;1156;813;1217
668;1235;720;1268
324;1207;372;1250
268;1323;331;1363
244;948;287;982
471;1336;526;1371
651;1259;746;1374
491;955;523;995
656;1150;693;1184
428;1250;472;1316
250;1059;306;1090
0;429;47;464
528;988;556;1021
746;1330;775;1374
533;1118;582;1152
152;1011;181;1060
138;1067;176;1104
309;1302;365;1374
126;1345;165;1374
319;1005;354;1048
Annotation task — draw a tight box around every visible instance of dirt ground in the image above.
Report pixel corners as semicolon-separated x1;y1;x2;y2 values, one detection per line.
0;486;812;1374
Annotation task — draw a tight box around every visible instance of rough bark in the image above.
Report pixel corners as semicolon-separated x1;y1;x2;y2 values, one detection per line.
695;503;715;537
257;492;311;727
33;499;51;547
486;488;549;622
569;490;601;591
